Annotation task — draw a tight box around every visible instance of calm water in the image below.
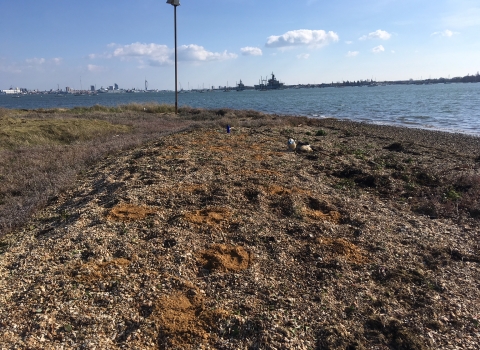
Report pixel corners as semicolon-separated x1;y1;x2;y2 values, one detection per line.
1;83;479;136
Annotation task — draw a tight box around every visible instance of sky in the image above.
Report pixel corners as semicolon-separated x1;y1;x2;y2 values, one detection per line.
1;0;479;91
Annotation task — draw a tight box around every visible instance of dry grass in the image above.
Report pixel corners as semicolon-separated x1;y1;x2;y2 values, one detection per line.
0;104;280;237
0;117;130;149
0;104;186;236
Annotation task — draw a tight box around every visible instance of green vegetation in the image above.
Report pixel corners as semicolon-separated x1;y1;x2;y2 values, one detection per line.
0;117;130;149
67;102;176;115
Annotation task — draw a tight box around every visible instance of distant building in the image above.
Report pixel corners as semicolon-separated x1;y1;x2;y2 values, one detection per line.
66;87;72;92
108;86;114;91
90;85;95;92
114;83;119;90
1;88;21;94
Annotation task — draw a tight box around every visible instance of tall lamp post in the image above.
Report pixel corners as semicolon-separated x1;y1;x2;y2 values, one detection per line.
166;0;180;115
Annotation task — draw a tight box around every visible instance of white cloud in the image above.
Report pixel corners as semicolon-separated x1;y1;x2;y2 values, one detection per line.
241;47;263;56
52;58;63;65
25;57;46;65
359;29;392;41
87;64;105;72
108;42;236;66
372;45;385;53
346;51;359;57
177;44;237;62
266;29;339;49
113;42;171;65
431;29;458;37
87;52;113;60
297;53;310;59
345;41;353;45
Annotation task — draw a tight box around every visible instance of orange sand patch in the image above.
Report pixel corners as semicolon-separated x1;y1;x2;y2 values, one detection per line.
197;244;252;272
73;258;131;283
316;238;368;264
107;204;155;221
303;208;342;223
184;207;232;226
156;291;228;348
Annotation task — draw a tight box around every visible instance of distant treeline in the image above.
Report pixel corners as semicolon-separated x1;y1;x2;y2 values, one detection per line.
288;72;480;88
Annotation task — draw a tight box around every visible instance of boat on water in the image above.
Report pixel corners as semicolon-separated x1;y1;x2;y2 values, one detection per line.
236;80;245;91
254;72;285;91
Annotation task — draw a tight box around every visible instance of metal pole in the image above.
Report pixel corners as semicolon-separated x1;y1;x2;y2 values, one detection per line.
174;5;178;115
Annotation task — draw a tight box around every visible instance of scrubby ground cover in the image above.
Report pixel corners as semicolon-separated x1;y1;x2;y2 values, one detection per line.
0;104;257;236
0;107;480;349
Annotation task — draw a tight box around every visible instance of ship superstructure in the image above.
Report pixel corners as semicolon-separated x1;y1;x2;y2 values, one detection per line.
236;79;245;91
254;72;285;90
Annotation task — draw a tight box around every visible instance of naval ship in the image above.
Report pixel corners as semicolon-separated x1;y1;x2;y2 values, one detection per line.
254;72;285;90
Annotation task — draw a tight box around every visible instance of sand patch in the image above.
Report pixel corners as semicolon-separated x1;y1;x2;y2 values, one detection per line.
156;291;228;348
107;204;155;221
197;244;252;272
303;208;342;223
72;258;131;283
184;207;232;226
316;238;368;264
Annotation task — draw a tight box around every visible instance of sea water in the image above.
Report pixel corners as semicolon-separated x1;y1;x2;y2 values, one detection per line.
1;83;479;136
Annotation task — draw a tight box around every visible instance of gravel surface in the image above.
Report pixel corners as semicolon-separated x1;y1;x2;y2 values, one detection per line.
1;116;479;349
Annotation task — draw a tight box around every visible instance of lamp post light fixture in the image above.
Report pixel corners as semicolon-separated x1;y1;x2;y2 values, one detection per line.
166;0;180;115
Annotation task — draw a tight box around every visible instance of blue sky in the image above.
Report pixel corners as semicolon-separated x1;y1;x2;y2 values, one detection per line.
1;0;479;90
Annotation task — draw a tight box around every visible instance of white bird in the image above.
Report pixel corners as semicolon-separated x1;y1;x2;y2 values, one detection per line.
287;138;296;151
287;138;312;153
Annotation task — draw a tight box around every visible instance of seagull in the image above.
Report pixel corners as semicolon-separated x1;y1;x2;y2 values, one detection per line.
287;138;296;151
287;138;312;153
